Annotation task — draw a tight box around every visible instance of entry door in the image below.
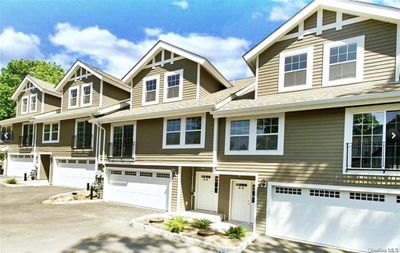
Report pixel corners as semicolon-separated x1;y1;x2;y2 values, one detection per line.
196;172;217;212
231;180;253;222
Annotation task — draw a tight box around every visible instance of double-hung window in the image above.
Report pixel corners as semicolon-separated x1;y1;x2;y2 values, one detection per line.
43;123;59;143
164;70;183;102
163;115;205;148
142;75;159;105
225;114;285;155
30;94;37;112
323;36;364;86
21;96;29;114
74;120;93;149
111;124;134;158
68;87;79;108
81;83;92;106
344;104;400;175
279;47;313;92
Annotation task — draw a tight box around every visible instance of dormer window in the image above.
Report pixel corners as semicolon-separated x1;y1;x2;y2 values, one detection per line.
68;87;79;109
323;36;364;86
81;83;92;106
30;94;37;112
142;75;159;105
279;47;313;92
164;70;183;102
21;96;29;114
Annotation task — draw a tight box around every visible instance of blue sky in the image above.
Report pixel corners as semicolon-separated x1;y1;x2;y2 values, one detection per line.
0;0;399;80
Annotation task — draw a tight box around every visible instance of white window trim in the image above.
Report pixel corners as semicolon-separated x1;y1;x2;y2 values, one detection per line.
81;82;93;107
68;86;79;109
142;75;160;106
21;123;34;146
225;113;285;155
74;118;94;151
162;114;206;149
21;96;29;114
110;121;137;158
343;103;400;176
29;94;38;113
163;69;183;102
322;35;365;87
42;122;60;144
278;46;313;92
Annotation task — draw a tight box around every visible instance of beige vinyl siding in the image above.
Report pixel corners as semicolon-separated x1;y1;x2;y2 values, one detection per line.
16;89;43;117
101;82;130;106
36;119;97;158
322;10;336;25
343;13;358;20
131;58;198;107
258;19;397;96
199;67;225;98
171;175;178;212
304;12;317;30
62;75;101;112
256;186;267;234
217;107;400;188
134;113;214;164
43;94;61;113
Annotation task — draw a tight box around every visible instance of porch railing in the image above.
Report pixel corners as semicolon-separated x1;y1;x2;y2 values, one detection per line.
345;142;399;173
19;135;34;147
71;135;93;150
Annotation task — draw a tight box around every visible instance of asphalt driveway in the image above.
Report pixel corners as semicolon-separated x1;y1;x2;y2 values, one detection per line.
0;185;350;253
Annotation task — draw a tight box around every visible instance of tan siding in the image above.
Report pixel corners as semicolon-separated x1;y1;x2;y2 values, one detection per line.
256;184;267;234
43;94;61;113
131;58;198;107
171;175;178;212
343;13;358;20
322;10;336;25
258;20;397;96
217;108;400;188
304;12;317;30
199;67;225;98
101;82;130;106
62;75;101;112
135;113;214;164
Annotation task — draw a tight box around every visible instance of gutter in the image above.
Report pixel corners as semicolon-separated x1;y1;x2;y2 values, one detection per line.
211;91;400;118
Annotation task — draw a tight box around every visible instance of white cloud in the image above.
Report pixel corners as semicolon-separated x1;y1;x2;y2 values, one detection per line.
48;23;251;80
172;0;189;10
0;28;43;68
144;27;163;37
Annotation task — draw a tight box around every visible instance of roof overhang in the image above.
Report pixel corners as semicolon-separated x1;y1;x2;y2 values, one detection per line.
11;76;61;100
211;91;400;118
122;40;232;88
54;60;130;92
243;0;400;70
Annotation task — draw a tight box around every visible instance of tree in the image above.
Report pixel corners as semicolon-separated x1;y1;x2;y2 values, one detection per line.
0;60;64;120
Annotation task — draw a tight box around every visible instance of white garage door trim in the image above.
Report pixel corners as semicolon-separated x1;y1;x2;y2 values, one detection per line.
53;157;96;189
104;168;173;211
266;182;400;252
7;153;35;177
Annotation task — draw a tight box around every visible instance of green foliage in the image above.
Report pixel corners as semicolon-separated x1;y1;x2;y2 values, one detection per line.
0;152;5;161
164;216;188;233
6;178;17;184
225;226;247;240
191;218;212;229
0;60;64;120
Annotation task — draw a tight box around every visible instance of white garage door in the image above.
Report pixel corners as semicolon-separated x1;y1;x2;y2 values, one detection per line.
268;185;400;252
104;169;171;211
53;159;96;188
7;154;35;177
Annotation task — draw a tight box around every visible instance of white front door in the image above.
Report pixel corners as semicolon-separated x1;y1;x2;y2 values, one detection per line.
196;172;217;212
231;180;253;222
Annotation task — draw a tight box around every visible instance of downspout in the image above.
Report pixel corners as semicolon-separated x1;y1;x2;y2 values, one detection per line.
89;114;107;174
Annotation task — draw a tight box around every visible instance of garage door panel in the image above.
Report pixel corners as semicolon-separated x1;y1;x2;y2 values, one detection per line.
268;186;400;252
104;169;171;211
7;155;35;177
53;159;95;188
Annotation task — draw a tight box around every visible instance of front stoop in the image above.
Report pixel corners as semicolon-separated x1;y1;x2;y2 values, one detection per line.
130;213;258;253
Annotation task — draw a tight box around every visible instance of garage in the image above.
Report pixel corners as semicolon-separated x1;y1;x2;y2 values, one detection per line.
7;154;35;177
104;169;171;211
267;184;400;252
52;159;96;188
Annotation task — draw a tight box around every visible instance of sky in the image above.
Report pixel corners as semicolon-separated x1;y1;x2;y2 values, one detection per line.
0;0;399;80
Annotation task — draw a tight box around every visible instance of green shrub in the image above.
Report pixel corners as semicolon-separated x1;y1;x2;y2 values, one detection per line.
164;216;188;233
6;178;17;184
0;152;5;161
225;226;247;240
191;218;212;229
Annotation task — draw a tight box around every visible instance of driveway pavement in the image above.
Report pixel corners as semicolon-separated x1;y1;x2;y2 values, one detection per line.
0;185;350;253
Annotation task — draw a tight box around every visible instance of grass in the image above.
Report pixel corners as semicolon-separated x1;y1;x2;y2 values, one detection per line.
191;218;212;229
164;216;188;233
225;226;247;240
6;178;17;184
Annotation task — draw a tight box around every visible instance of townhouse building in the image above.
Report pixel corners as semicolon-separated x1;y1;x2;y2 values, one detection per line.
0;0;399;252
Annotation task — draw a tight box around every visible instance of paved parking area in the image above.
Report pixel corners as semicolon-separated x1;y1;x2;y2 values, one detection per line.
0;185;350;253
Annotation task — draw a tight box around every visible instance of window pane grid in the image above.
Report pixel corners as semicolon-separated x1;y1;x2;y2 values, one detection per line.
145;79;157;103
185;117;202;145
